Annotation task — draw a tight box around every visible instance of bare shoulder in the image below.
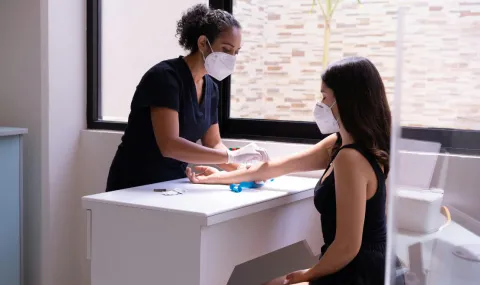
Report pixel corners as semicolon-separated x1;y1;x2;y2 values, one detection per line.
333;147;371;176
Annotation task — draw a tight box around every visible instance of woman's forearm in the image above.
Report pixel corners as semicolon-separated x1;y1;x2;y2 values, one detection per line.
207;167;256;184
208;158;293;184
305;241;359;280
162;137;228;165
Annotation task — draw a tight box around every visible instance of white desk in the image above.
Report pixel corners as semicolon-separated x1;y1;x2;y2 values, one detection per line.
82;175;323;285
396;220;480;285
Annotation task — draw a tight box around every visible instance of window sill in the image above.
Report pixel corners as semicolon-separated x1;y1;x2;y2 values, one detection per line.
81;129;324;179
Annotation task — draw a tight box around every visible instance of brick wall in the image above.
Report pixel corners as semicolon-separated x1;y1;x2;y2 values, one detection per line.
230;0;480;130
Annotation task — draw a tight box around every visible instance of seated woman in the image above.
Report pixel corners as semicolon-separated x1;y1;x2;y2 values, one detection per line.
186;57;405;285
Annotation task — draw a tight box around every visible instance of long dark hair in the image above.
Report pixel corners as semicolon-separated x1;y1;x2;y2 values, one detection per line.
322;57;392;176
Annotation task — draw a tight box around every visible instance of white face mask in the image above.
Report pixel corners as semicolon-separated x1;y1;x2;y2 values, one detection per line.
313;101;340;134
201;39;236;81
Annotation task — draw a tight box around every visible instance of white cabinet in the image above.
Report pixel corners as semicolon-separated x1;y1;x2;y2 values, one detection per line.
82;175;323;285
0;127;27;285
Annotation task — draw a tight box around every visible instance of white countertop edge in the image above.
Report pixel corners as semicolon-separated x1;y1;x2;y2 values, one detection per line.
81;196;209;218
82;189;314;225
0;127;28;136
206;189;314;225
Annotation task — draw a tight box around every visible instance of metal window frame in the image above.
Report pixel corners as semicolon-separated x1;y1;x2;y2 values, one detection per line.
86;0;480;154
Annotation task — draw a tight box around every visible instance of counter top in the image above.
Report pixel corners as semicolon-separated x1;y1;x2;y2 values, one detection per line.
0;127;28;137
82;175;319;224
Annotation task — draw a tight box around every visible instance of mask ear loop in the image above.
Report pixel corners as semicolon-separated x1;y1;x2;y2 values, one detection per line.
200;37;214;61
329;101;341;126
206;38;214;52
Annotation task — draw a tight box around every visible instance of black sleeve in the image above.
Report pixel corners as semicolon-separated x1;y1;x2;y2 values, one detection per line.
210;80;219;125
137;65;180;112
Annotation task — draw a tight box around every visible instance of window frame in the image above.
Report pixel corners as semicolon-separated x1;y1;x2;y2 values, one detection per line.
87;0;125;132
87;0;480;154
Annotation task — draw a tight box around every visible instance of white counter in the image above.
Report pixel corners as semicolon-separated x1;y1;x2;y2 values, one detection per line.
82;175;323;285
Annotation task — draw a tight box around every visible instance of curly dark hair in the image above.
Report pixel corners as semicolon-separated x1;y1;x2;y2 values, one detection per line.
176;4;241;53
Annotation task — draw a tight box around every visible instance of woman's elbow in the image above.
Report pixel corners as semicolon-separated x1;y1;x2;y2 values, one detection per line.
334;240;361;261
347;244;361;260
157;139;177;159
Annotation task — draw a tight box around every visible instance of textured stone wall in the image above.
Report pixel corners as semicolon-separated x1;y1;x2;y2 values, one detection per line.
230;0;480;130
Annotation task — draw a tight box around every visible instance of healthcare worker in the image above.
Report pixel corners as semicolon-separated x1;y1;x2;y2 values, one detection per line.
187;57;405;285
106;4;269;192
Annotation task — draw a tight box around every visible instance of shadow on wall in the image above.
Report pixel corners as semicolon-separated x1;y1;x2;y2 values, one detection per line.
77;130;122;285
432;153;480;232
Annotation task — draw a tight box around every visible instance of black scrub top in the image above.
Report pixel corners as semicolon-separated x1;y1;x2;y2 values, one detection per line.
106;56;219;192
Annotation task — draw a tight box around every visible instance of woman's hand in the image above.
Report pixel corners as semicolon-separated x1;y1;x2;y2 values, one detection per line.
186;165;220;184
187;164;256;184
283;269;311;285
192;165;219;176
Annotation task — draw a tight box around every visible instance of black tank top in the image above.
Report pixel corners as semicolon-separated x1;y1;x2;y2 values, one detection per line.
314;144;387;249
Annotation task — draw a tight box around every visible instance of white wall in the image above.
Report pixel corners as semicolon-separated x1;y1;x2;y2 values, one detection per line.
46;0;86;285
0;1;85;285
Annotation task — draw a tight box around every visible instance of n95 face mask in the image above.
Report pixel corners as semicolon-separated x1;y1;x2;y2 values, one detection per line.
202;39;236;81
313;101;340;134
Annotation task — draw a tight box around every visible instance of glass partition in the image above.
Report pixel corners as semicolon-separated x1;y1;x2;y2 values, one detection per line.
388;3;480;285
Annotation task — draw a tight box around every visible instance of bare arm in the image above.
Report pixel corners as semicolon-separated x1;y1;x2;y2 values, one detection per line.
189;134;338;184
151;107;228;164
201;123;241;171
304;149;368;280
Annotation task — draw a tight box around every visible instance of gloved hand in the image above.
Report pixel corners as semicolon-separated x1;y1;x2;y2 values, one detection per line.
227;143;270;164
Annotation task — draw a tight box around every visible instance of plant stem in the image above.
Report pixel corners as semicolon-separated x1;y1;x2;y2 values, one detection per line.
330;0;342;18
315;0;327;18
323;19;331;70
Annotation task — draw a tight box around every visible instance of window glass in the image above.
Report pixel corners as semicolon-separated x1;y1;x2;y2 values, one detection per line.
231;0;480;131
